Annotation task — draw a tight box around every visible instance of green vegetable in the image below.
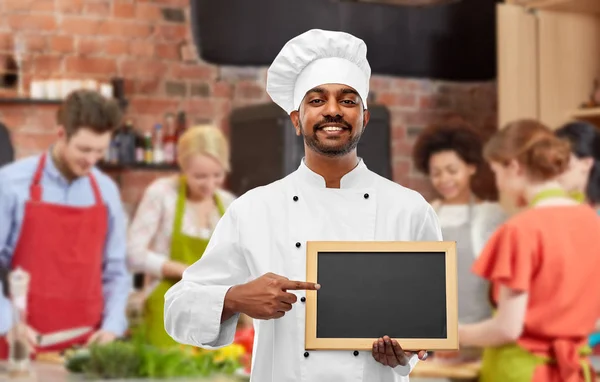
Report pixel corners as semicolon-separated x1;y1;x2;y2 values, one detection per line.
63;325;244;380
64;348;90;373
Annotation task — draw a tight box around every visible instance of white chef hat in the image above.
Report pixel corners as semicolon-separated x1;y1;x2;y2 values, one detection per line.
266;29;371;115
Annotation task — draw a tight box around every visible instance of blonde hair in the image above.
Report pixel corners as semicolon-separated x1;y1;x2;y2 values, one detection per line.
177;125;230;172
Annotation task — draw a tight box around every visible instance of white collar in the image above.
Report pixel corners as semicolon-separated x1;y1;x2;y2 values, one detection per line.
296;157;371;189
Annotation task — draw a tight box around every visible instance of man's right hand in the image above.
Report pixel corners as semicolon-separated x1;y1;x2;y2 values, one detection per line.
223;273;320;321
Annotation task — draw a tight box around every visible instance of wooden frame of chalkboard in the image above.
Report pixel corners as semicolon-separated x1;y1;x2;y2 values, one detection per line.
305;241;458;351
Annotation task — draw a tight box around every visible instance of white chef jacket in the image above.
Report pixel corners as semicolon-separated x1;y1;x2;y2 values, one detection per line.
164;158;443;382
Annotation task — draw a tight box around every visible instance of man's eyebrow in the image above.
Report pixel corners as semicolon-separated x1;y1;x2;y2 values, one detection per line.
340;88;359;96
306;87;325;95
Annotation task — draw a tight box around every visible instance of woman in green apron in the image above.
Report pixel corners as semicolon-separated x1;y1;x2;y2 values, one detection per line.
457;119;600;382
555;121;600;351
126;125;236;348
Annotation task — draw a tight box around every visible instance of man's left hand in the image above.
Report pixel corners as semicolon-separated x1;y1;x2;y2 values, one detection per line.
86;330;117;346
372;335;428;367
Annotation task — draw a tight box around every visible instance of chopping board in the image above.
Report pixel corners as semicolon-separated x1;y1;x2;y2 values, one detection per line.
35;352;64;364
411;360;481;379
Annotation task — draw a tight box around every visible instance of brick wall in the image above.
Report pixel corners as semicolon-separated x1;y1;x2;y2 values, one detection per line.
0;0;497;217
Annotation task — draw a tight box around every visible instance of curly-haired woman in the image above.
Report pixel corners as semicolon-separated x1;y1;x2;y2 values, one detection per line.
412;123;507;360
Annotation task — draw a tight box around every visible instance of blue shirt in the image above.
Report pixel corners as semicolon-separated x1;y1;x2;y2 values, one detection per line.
0;151;131;336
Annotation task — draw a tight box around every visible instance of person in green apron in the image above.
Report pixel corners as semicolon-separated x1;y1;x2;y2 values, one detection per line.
144;175;226;348
457;119;600;382
125;125;236;348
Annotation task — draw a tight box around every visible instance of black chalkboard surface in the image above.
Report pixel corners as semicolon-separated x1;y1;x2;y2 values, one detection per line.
305;241;458;351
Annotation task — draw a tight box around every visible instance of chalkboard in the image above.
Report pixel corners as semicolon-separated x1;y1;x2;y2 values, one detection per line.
305;241;458;351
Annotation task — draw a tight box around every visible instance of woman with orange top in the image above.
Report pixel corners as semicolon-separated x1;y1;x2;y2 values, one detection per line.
457;119;600;382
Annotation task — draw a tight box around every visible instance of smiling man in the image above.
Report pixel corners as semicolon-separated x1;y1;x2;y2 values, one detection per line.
0;89;131;357
164;29;442;381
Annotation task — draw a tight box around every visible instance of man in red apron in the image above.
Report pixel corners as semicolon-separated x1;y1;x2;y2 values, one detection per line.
0;89;131;358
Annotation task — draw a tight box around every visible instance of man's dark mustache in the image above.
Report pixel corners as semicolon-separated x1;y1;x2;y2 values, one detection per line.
313;116;352;132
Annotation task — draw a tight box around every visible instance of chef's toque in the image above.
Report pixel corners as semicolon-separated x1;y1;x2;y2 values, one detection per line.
266;29;371;115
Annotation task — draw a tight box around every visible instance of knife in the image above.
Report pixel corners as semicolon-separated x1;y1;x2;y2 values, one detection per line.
36;326;93;348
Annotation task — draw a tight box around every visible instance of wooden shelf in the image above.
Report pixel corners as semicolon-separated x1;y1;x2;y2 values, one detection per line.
98;162;179;171
0;97;129;109
513;0;600;14
571;106;600;121
0;98;63;105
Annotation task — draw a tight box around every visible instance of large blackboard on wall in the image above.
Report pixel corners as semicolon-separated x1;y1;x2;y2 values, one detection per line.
305;241;458;351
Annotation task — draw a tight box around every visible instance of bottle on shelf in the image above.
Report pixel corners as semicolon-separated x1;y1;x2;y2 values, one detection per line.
174;111;187;162
163;113;177;165
152;124;164;164
135;132;145;164
143;132;153;165
118;120;137;165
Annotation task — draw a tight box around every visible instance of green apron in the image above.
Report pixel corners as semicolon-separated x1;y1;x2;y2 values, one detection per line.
478;188;594;382
143;176;226;348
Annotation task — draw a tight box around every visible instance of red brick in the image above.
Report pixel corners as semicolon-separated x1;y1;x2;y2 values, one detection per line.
61;17;103;36
0;33;12;51
155;25;189;41
23;35;47;53
84;2;111;17
100;20;153;39
32;55;63;75
105;40;129;56
130;99;180;114
393;141;414;158
11;132;57;153
213;81;232;98
234;81;265;100
65;57;117;75
4;0;55;12
50;36;74;53
136;3;162;21
156;43;180;60
77;38;104;56
370;76;392;92
392;159;411;181
134;78;163;94
170;63;216;80
120;59;168;78
56;0;83;13
145;0;188;5
390;78;420;93
179;44;197;62
377;92;416;108
0;110;28;131
391;125;406;140
129;41;155;57
113;3;136;18
181;99;217;118
7;14;56;31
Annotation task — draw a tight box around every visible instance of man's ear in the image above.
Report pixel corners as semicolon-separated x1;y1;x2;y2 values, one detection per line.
362;109;371;132
56;125;67;140
290;111;301;136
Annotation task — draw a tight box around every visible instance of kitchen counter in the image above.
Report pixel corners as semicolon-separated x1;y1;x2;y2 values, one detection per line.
3;356;600;382
0;362;249;382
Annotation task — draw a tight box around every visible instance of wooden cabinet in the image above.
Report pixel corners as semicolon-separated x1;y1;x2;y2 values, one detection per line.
509;0;600;14
498;1;600;129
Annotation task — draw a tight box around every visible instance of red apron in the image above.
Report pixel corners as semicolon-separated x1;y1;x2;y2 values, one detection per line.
0;153;107;358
